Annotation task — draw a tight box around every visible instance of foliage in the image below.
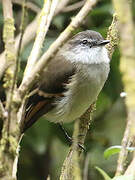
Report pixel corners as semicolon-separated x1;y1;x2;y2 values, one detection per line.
96;166;134;180
104;146;135;159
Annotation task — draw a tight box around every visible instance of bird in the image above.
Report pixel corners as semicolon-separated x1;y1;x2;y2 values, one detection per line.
23;30;110;132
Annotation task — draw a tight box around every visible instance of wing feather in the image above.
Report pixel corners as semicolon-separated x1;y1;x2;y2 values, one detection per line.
23;57;76;132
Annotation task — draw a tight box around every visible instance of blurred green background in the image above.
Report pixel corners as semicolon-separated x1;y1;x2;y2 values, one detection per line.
0;0;135;179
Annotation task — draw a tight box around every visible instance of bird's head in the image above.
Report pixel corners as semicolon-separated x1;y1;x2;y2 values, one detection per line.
61;30;110;64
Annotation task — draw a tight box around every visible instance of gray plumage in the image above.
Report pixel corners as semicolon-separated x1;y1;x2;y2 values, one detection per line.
24;30;110;131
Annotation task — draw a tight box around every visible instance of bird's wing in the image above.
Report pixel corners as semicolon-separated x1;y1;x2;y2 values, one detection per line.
23;57;76;132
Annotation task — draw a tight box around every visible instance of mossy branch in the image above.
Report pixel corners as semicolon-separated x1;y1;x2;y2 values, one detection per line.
106;13;119;58
112;0;135;176
0;1;27;180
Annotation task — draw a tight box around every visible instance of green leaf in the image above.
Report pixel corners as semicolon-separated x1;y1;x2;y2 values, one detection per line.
112;175;134;180
95;167;134;180
104;146;135;159
104;146;121;159
95;166;111;180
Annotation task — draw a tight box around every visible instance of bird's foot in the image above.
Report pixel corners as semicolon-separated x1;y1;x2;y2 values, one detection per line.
58;123;85;151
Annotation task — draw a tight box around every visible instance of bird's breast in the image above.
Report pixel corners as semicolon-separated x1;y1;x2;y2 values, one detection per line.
45;63;109;123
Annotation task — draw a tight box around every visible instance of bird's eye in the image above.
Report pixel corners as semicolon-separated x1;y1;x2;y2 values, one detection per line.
81;40;88;45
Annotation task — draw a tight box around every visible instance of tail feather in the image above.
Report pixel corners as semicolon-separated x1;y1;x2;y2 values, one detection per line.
23;96;54;132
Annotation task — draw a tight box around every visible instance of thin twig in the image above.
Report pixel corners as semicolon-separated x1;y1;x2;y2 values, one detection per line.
0;101;6;119
0;0;41;13
78;103;96;154
12;0;41;13
19;0;98;100
83;153;90;180
72;120;81;180
125;153;135;177
55;0;70;14
2;0;16;133
12;0;27;97
23;0;59;81
12;134;23;178
2;0;13;18
23;0;51;77
60;120;81;180
115;113;132;175
62;0;85;12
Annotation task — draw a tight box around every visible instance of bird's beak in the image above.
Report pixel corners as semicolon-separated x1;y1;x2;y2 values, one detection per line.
97;40;110;46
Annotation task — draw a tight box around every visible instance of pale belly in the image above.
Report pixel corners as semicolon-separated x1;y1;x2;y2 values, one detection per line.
45;63;109;123
45;80;103;123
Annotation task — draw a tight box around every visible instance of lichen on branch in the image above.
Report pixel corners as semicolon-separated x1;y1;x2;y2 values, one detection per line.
112;0;135;176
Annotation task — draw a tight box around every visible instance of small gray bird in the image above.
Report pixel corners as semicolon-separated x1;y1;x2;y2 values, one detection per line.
24;30;110;132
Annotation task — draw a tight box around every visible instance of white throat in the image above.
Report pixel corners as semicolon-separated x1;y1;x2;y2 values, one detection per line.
63;46;110;64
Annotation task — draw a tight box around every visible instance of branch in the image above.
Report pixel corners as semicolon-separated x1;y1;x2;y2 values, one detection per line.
0;14;39;80
106;13;119;58
12;0;41;13
125;154;135;177
19;0;98;99
54;0;70;15
0;0;70;80
83;152;90;180
60;120;81;180
112;0;135;176
0;1;20;179
0;0;41;13
78;103;96;153
13;0;27;98
0;101;6;120
116;111;134;176
62;1;85;12
2;0;16;129
23;0;59;81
